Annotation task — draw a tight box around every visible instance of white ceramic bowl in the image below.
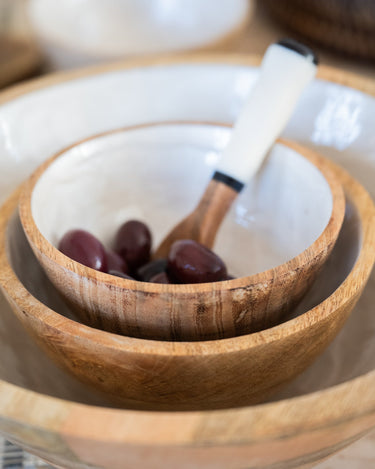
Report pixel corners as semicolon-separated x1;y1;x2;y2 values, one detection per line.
0;56;375;467
28;0;251;69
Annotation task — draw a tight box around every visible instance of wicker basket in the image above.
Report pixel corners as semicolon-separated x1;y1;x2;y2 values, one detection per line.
262;0;375;61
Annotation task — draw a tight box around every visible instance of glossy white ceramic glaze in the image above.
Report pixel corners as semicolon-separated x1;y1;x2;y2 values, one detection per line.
28;0;251;68
31;124;332;277
0;57;375;467
1;63;374;208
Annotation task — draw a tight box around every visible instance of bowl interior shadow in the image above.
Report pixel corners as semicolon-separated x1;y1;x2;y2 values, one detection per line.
1;190;370;408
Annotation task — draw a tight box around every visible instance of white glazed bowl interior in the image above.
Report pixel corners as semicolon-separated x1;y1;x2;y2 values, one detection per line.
31;124;333;278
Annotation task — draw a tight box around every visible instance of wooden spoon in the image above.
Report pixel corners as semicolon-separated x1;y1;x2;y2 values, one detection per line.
154;38;318;258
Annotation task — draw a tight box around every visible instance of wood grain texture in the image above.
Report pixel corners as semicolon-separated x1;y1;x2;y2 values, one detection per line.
154;178;239;258
18;136;345;342
0;55;374;468
0;142;373;414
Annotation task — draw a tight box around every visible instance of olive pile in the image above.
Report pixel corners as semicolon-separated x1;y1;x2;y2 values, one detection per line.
58;220;232;284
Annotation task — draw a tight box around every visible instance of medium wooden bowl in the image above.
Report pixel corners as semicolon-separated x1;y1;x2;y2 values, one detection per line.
18;125;345;341
2;149;371;411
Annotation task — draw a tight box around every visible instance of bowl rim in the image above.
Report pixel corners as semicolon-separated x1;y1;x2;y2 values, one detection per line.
18;127;345;298
0;55;375;448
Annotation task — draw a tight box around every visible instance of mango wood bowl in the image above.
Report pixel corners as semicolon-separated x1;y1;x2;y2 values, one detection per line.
2;150;373;411
18;124;345;341
0;55;375;469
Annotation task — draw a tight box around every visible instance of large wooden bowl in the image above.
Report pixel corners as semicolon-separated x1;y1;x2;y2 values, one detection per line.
1;148;372;411
0;55;375;468
18;127;345;341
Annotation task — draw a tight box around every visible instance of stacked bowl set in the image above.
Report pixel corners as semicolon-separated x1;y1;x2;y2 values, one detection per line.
0;39;375;468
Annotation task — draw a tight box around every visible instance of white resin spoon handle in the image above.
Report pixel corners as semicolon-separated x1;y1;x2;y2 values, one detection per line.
215;38;317;189
154;39;318;258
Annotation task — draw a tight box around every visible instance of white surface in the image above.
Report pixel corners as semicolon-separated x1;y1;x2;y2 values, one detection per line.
28;0;251;68
31;124;332;277
218;43;317;183
1;63;373;209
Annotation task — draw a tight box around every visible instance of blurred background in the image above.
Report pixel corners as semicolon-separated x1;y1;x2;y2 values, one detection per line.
0;0;374;467
0;0;374;90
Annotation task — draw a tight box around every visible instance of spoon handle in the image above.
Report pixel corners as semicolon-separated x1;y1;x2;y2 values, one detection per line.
215;38;318;188
154;39;318;258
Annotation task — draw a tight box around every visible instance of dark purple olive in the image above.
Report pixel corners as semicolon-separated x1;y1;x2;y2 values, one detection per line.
58;229;107;272
106;249;128;274
149;271;171;284
167;239;227;284
137;258;167;282
108;270;135;280
114;220;152;271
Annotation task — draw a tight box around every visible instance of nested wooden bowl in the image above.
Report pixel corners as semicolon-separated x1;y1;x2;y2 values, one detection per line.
18;124;345;341
1;148;371;411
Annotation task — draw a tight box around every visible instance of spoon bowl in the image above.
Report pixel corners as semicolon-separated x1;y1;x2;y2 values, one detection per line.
18;123;345;341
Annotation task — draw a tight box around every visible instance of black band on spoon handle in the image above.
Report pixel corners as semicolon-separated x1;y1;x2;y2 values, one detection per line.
277;38;319;65
212;171;245;193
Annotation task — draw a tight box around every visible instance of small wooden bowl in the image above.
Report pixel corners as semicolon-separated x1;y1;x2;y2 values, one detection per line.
1;149;374;411
18;123;345;341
